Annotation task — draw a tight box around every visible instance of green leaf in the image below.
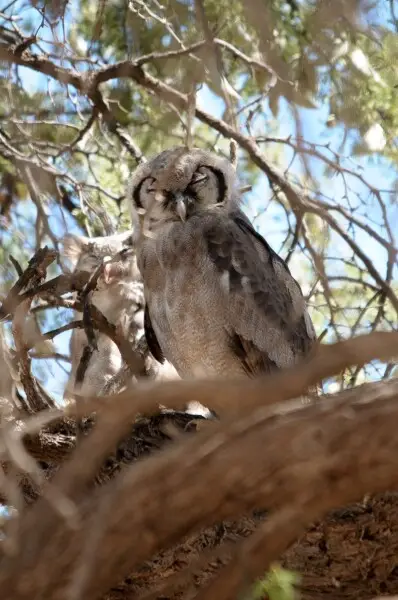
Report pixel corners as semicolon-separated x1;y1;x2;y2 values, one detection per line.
244;565;301;600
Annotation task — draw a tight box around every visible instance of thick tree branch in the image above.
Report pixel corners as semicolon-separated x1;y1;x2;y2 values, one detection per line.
55;330;398;505
2;375;398;599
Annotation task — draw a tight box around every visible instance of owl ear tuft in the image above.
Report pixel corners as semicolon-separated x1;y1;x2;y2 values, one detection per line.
229;140;238;171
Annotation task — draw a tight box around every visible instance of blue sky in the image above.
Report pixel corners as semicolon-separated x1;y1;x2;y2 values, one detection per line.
1;1;397;399
196;85;396;276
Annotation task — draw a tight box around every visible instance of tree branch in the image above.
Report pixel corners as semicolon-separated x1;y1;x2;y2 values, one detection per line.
56;330;398;505
2;375;398;599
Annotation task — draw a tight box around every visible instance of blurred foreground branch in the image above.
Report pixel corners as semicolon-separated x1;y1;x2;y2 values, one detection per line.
0;331;396;598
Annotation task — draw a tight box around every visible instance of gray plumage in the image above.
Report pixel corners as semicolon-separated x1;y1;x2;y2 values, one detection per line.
62;231;145;399
128;146;316;380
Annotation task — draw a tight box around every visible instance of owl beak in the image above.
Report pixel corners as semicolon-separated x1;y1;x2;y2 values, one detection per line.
175;194;187;222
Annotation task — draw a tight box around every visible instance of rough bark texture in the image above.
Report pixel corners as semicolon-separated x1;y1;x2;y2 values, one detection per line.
2;329;398;600
102;494;398;600
3;376;398;600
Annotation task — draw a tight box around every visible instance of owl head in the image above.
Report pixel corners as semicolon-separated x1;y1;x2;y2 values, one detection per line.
127;146;239;228
62;231;138;286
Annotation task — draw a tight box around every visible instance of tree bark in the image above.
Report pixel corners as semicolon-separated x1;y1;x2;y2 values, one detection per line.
2;377;398;599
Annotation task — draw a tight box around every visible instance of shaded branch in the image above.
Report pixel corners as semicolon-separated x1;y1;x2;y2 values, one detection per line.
5;247;58;413
2;372;398;599
59;330;398;504
0;246;58;320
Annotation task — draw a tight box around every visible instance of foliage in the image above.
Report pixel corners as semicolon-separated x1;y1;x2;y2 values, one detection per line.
246;564;300;600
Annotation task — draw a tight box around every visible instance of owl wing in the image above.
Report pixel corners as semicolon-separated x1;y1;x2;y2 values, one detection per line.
203;210;316;376
144;304;165;364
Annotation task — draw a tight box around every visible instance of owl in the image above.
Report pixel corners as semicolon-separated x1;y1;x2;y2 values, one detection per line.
62;230;179;401
127;146;316;381
62;231;145;400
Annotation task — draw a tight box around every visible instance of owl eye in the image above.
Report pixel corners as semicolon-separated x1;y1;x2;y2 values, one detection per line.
190;172;208;187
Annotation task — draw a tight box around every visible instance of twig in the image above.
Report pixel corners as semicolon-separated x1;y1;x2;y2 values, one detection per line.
9;248;58;413
9;255;23;277
194;0;238;127
185;84;197;150
0;246;58;320
0;272;91;319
